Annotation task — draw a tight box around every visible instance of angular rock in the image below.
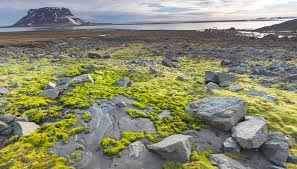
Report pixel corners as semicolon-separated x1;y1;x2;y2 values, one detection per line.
116;77;133;87
287;155;297;164
40;88;60;99
224;137;241;153
119;117;155;132
232;116;268;149
185;128;230;153
205;71;234;87
71;74;94;84
210;154;247;169
0;88;9;95
261;132;289;167
148;134;192;162
110;141;164;169
187;97;247;131
205;82;220;92
14;121;40;136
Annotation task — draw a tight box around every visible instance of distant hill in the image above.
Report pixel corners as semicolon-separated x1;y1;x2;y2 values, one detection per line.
256;19;297;32
13;7;88;27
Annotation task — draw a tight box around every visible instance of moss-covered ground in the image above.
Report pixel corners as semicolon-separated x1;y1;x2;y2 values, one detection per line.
0;44;296;168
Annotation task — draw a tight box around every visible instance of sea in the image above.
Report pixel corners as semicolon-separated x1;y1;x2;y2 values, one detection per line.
0;20;289;32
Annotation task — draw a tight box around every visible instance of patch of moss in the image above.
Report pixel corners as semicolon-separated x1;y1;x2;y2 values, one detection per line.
82;111;92;123
126;109;147;118
183;151;216;169
100;131;145;156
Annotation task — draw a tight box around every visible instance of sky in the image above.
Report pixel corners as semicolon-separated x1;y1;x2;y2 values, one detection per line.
0;0;297;26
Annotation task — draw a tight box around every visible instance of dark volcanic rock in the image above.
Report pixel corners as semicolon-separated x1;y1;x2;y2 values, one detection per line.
14;7;85;27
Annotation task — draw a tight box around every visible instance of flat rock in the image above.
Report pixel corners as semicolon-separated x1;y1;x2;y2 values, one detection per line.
187;97;247;131
110;141;164;169
40;88;60;99
147;134;192;162
232;116;268;149
71;74;94;84
119;117;155;133
0;88;9;95
210;154;247;169
261;132;289;167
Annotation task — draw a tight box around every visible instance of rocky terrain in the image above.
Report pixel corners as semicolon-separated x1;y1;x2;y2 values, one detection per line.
13;7;86;27
0;30;297;169
257;19;297;32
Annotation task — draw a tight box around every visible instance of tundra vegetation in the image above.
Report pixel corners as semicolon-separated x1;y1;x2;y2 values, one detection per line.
0;44;296;169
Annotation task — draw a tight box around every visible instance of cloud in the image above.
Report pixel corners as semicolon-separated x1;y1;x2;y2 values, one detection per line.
0;0;297;25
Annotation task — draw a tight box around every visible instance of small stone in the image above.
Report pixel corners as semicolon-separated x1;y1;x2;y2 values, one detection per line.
248;90;277;102
205;82;220;92
116;77;133;87
287;155;297;164
72;74;94;84
45;82;57;90
159;110;171;119
228;84;242;92
205;71;234;87
14;121;40;136
176;75;186;81
148;134;192;162
40;88;60;99
223;137;241;153
232;116;268;149
0;88;9;95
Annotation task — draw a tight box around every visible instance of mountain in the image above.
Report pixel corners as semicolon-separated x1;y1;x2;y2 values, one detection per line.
13;7;86;27
256;19;297;32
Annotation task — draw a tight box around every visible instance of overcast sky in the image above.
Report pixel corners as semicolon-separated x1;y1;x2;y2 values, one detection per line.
0;0;297;26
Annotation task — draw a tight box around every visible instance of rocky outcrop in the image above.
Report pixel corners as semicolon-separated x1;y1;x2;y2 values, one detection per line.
147;134;192;162
232;116;268;149
14;7;86;27
187;97;247;131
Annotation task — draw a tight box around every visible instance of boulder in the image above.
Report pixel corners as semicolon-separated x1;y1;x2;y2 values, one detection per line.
110;141;164;169
118;117;155;133
147;134;192;162
205;71;234;87
232;116;268;149
40;88;60;99
187;97;247;131
71;74;94;84
185;128;230;153
0;88;9;95
210;154;247;169
116;77;133;87
14;121;40;136
261;132;289;167
224;137;241;153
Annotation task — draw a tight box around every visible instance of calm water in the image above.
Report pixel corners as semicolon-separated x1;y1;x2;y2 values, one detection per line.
0;20;288;32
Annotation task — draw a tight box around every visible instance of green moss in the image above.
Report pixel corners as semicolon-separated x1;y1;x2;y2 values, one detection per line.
82;112;92;122
183;152;216;169
126;109;147;118
100;131;145;156
162;162;183;169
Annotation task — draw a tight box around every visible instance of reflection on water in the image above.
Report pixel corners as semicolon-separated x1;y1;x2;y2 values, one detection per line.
0;20;289;32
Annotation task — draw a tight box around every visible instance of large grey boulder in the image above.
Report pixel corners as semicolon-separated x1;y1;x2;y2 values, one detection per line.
187;97;247;131
261;132;289;167
118;117;155;132
210;154;247;169
110;141;164;169
147;134;192;162
223;137;241;153
71;74;94;84
232;116;268;149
